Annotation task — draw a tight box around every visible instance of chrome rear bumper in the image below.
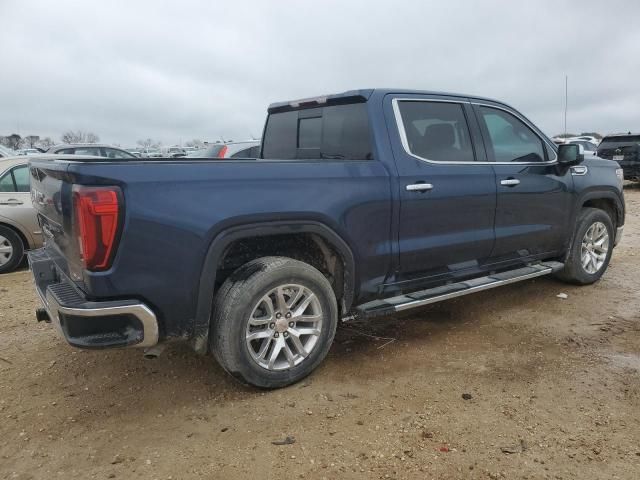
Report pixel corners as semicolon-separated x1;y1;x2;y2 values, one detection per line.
29;248;159;349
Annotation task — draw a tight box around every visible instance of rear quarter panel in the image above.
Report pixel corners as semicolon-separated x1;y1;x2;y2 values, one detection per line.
66;159;393;338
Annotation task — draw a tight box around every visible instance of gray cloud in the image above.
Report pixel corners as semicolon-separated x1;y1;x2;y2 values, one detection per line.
2;0;638;146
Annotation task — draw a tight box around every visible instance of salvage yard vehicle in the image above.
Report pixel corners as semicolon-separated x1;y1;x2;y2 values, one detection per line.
0;157;42;273
597;133;640;181
186;140;260;159
47;144;137;159
27;89;625;388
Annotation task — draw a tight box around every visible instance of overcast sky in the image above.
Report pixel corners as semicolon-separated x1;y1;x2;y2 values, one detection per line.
1;0;639;146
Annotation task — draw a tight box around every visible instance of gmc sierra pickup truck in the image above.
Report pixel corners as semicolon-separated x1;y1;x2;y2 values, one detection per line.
28;89;625;388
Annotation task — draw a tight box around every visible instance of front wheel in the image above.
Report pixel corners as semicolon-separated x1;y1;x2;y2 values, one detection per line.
210;256;338;389
556;208;614;285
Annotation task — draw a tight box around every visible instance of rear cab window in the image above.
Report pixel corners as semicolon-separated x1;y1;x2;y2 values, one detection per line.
262;103;373;160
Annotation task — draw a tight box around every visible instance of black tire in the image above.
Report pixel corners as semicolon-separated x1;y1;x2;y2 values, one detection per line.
210;256;338;389
555;208;614;285
0;226;24;274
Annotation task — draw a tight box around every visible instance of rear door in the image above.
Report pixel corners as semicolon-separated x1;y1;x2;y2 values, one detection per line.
0;163;39;245
473;103;573;263
387;95;497;286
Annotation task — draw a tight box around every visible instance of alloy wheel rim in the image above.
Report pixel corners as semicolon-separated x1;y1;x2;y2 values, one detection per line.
0;235;13;267
245;284;323;371
580;221;609;274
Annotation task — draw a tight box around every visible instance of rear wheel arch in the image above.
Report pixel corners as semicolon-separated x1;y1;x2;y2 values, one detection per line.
192;221;356;354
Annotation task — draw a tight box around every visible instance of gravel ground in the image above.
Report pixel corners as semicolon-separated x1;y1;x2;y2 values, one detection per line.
1;186;639;480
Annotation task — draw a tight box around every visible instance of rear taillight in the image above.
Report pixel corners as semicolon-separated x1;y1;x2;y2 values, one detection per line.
217;145;228;158
73;186;121;271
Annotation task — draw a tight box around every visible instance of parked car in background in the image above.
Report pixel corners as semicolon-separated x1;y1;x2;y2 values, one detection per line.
597;133;640;181
47;144;137;159
126;148;143;157
572;135;600;145
164;146;187;158
0;146;17;158
141;147;163;158
568;140;598;156
16;148;42;156
187;140;260;158
0;157;42;273
27;89;625;388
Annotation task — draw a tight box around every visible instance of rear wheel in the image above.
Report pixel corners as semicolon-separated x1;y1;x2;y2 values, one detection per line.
556;208;614;285
0;226;24;274
210;256;338;389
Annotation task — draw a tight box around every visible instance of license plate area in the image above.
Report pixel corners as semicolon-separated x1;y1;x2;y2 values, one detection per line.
613;155;624;161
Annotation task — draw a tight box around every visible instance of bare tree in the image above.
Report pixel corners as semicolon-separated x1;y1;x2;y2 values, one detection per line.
1;134;22;150
61;130;83;143
37;137;54;149
85;132;99;144
61;130;100;144
24;135;40;148
185;139;204;148
136;138;159;148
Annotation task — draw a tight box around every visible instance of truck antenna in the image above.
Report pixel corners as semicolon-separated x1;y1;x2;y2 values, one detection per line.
564;75;568;137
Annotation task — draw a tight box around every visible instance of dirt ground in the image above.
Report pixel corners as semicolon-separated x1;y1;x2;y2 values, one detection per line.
1;187;639;480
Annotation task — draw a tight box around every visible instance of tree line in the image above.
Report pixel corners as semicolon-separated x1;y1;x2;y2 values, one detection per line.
0;130;100;151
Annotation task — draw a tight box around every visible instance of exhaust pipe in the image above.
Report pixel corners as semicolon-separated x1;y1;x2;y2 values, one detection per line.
143;344;166;359
36;308;51;323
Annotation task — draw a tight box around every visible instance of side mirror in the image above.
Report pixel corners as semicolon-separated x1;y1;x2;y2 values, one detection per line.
557;143;583;165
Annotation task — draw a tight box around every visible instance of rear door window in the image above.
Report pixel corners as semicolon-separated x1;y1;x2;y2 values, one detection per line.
103;148;134;159
73;147;102;156
12;166;30;192
0;169;15;192
262;103;372;160
396;101;476;162
0;165;28;192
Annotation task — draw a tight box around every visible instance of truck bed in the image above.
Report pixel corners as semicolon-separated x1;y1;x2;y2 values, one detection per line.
28;155;393;339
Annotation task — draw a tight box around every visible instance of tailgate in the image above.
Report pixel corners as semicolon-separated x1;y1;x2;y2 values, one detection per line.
29;158;80;278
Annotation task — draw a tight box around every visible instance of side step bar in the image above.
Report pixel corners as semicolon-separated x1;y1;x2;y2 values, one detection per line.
354;261;564;318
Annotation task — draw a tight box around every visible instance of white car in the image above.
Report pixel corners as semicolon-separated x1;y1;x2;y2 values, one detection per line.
0;156;43;273
568;140;598;156
0;145;17;158
571;135;600;145
186;140;260;159
16;148;42;156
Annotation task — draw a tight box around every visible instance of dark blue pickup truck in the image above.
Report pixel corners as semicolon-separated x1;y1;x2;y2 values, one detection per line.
28;89;625;388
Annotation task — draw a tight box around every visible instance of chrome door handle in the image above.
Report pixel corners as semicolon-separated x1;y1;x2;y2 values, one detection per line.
406;183;434;192
500;179;520;187
0;199;23;205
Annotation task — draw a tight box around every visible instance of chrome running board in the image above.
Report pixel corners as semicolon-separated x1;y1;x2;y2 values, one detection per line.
355;261;564;318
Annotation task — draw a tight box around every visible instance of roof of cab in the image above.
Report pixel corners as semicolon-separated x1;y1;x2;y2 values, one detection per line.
267;88;512;113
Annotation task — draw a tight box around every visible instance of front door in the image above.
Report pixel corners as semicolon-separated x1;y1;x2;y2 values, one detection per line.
387;96;497;287
473;103;573;263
